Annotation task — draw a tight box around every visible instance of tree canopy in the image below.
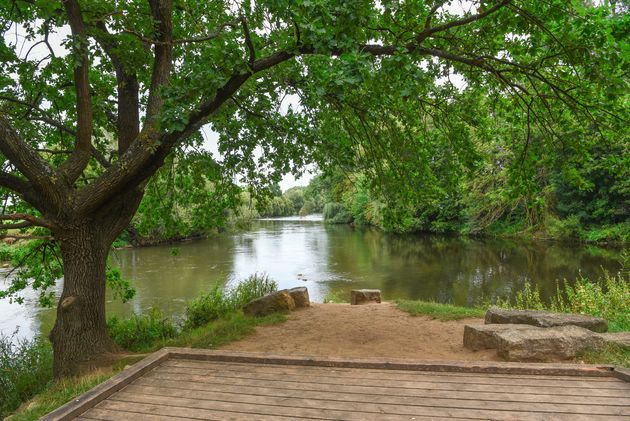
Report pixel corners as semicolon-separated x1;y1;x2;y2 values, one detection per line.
0;0;627;377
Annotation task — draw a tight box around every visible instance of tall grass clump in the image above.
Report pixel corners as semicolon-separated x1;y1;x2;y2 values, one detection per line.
107;308;178;351
0;333;53;419
229;273;278;308
497;270;629;332
184;273;277;330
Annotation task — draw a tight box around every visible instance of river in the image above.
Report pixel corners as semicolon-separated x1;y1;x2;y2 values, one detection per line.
0;216;624;342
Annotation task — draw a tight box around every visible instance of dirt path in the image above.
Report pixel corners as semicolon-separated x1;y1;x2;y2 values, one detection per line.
222;302;499;361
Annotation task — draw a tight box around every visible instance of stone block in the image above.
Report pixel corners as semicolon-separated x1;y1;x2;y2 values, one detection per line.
495;325;606;362
351;289;381;305
288;287;310;308
485;307;608;333
463;324;534;351
243;290;296;317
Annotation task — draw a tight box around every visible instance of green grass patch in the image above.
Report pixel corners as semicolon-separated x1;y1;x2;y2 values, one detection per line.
323;290;347;303
0;334;53;420
396;300;485;320
169;311;285;349
578;344;630;368
6;371;114;421
107;308;178;352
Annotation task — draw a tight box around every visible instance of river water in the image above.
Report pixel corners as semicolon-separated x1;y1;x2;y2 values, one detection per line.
0;216;624;342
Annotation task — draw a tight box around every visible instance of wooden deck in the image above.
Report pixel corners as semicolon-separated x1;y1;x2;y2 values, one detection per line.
43;348;630;421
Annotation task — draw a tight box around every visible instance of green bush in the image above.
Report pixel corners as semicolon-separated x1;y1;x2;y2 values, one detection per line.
229;273;278;308
183;285;233;330
107;308;178;351
184;273;278;330
0;333;53;419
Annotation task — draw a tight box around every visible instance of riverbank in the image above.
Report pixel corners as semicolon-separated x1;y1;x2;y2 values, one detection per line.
223;302;497;361
5;298;630;420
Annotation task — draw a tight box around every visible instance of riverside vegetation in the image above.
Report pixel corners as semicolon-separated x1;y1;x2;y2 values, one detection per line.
1;274;282;420
2;266;629;419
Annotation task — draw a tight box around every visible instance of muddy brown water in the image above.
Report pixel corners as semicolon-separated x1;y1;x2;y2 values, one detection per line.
0;216;624;342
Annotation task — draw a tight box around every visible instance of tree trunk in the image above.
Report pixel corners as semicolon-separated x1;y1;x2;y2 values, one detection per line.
49;222;117;378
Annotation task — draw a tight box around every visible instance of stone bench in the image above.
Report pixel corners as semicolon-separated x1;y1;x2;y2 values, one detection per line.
485;307;608;333
351;289;381;305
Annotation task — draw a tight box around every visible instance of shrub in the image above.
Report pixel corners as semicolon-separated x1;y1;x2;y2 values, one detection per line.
0;333;53;419
229;273;278;308
184;273;278;330
183;285;233;330
107;308;178;351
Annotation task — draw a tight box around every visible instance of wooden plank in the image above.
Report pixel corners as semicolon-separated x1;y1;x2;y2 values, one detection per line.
76;409;180;421
159;360;630;390
104;390;621;421
144;367;630;398
161;358;622;383
614;367;630;383
40;348;171;421
88;403;311;421
163;348;616;377
131;376;630;406
119;383;630;416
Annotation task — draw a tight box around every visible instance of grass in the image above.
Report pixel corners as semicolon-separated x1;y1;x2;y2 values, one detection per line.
579;344;630;368
0;334;53;419
107;308;178;352
169;311;285;348
494;270;629;332
323;290;347;303
396;300;485;320
183;273;278;329
6;372;114;421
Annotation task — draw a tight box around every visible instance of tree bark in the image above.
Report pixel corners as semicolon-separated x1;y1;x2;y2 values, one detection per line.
49;222;116;378
49;188;144;377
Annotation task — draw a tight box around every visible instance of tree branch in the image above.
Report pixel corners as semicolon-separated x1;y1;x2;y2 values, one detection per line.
241;16;256;66
57;0;94;184
91;21;140;155
0;213;53;228
0;115;63;209
145;0;174;121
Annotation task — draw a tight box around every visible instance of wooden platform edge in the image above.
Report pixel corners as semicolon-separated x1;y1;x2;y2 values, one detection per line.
39;348;171;421
614;367;630;382
38;347;628;421
164;348;618;377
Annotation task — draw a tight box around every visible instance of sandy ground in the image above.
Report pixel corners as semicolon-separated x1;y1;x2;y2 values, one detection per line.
222;302;499;362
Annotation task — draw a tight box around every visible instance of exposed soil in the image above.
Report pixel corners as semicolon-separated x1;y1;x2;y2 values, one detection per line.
222;302;499;361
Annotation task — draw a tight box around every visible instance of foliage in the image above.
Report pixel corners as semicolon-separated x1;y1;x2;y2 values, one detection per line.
578;343;630;368
170;312;285;349
183;273;277;330
5;372;114;421
107;308;178;352
323;290;347;303
0;333;53;419
496;271;630;332
229;273;279;307
396;300;485;321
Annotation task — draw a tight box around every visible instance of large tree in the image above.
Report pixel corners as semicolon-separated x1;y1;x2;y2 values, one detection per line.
0;0;625;377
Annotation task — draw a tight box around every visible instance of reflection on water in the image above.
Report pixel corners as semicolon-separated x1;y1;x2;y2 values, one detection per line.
0;219;623;342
